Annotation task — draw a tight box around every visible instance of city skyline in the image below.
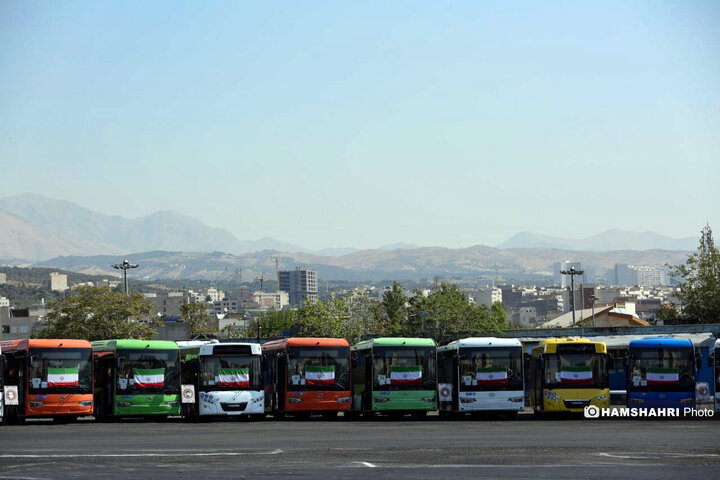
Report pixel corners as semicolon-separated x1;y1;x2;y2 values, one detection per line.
1;1;718;250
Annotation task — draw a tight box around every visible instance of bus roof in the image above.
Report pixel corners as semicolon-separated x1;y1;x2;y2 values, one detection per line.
628;337;694;349
532;337;607;355
0;339;92;352
262;337;350;350
438;337;522;352
91;339;179;351
352;337;436;350
180;342;262;357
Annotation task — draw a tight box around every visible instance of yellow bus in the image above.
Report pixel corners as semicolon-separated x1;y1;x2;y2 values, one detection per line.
529;337;610;415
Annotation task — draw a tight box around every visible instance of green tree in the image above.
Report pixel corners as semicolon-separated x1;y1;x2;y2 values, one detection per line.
295;297;349;338
381;282;409;336
655;303;681;325
180;302;210;335
37;286;156;341
668;224;720;323
344;293;384;343
247;309;297;339
407;282;509;342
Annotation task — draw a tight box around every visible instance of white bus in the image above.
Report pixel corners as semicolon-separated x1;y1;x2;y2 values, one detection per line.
179;341;264;420
437;337;524;418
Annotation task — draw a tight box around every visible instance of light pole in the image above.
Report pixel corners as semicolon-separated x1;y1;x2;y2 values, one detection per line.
561;267;584;327
112;259;139;295
589;295;598;327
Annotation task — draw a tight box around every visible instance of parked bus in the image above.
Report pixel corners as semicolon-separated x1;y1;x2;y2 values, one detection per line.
262;337;351;418
437;337;524;418
715;339;720;413
92;339;180;420
0;339;93;423
179;341;263;420
529;337;610;415
627;337;697;410
0;343;4;423
350;337;437;418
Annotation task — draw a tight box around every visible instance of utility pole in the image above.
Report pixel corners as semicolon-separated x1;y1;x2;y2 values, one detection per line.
560;267;584;327
589;295;598;327
112;259;139;295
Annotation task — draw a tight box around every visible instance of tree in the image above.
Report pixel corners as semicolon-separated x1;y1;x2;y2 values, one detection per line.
37;286;156;341
295;297;349;338
381;282;410;336
407;282;509;342
655;303;681;325
668;224;720;323
247;309;297;339
181;302;210;335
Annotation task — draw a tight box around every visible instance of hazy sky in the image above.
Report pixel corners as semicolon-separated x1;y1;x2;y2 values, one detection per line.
1;1;718;250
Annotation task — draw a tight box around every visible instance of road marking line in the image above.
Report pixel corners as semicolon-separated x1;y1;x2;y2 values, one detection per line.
0;449;283;459
355;461;376;468
598;452;719;459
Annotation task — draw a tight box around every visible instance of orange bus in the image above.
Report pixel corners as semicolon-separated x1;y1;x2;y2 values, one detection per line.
0;339;93;423
262;337;351;418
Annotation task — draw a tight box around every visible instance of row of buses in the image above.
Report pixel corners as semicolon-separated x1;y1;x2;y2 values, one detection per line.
0;336;716;423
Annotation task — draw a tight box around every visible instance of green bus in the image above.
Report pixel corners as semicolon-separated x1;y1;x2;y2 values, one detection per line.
92;340;181;420
350;337;437;418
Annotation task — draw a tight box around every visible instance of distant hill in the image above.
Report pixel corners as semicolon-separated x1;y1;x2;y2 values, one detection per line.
0;193;306;260
498;230;698;251
34;245;691;282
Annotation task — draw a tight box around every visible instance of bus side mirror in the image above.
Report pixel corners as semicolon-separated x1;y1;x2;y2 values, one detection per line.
607;356;615;370
709;352;714;368
695;351;702;371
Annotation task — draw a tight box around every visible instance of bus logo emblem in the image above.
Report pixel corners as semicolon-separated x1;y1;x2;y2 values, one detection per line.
317;393;323;398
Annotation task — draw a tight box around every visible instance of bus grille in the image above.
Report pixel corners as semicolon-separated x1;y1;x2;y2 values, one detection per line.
221;402;248;412
563;399;590;409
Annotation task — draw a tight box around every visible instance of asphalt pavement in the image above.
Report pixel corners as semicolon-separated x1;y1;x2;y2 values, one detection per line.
1;411;718;479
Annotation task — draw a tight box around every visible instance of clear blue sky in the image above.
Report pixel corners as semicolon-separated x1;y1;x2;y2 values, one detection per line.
1;1;718;250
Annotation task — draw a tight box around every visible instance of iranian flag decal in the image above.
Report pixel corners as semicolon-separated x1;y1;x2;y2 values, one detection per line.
476;367;508;385
646;368;679;385
47;367;79;387
218;368;250;388
305;366;335;385
390;366;422;385
134;368;165;388
560;366;593;385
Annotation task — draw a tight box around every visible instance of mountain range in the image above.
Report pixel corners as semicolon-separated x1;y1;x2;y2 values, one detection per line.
0;193;700;281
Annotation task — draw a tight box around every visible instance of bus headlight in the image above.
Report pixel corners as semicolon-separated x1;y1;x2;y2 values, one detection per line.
79;401;93;407
460;397;475;404
509;396;524;403
630;398;645;405
595;395;608;402
29;401;45;407
117;402;132;407
166;401;179;407
679;398;695;404
336;397;351;403
374;397;390;403
287;398;303;403
422;396;436;403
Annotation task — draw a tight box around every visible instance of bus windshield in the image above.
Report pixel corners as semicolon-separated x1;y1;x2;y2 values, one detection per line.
29;348;93;394
628;347;695;392
544;346;608;389
116;349;180;395
199;355;262;391
287;346;350;391
373;346;436;391
459;347;523;391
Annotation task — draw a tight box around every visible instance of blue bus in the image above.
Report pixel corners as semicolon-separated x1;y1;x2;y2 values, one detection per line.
626;337;696;410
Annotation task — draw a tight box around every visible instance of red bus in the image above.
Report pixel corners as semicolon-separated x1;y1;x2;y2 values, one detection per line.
0;339;94;423
262;337;351;418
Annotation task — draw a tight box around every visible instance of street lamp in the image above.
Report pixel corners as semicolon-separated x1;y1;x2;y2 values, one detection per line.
112;259;139;295
589;295;598;327
560;267;584;327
